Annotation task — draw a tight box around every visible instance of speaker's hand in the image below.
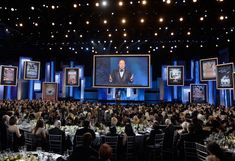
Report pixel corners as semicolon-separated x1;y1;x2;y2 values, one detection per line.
109;75;113;82
130;74;134;82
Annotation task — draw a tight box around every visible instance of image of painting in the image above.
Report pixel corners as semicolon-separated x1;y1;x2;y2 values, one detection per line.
42;82;58;101
0;65;18;86
24;61;40;80
200;58;218;81
190;84;207;103
216;63;234;89
167;66;184;86
65;68;80;86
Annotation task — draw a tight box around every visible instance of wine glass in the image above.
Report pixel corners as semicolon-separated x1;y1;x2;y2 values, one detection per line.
36;147;42;156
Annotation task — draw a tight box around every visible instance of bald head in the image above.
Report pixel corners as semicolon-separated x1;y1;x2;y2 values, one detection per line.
54;120;61;128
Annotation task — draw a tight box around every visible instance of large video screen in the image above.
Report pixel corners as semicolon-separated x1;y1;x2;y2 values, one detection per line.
93;55;150;88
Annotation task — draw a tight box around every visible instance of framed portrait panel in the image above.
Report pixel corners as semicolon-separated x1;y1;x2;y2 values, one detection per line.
42;82;58;101
216;63;234;90
24;61;40;80
200;58;218;81
233;73;235;100
64;67;80;86
167;66;184;86
93;55;151;88
0;65;18;86
190;84;208;103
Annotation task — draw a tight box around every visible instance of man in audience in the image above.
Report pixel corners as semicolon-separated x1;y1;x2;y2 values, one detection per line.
163;119;175;149
48;120;66;152
73;120;96;147
69;132;98;161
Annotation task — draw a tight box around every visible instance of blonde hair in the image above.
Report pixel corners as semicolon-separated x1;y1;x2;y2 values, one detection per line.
111;117;118;126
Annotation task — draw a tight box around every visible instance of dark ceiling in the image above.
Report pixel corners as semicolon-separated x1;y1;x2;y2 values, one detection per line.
0;0;234;62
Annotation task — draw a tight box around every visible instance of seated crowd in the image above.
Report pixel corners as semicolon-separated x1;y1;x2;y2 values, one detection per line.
0;100;235;161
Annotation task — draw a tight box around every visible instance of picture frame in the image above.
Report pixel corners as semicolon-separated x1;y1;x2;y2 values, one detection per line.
216;63;234;90
167;66;184;86
190;84;208;103
200;57;218;81
0;65;18;86
64;67;80;86
42;82;58;101
23;61;40;80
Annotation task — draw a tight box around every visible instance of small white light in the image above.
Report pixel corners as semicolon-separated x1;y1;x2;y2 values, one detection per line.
73;4;77;8
121;18;126;24
179;17;183;22
140;18;145;23
219;15;224;20
51;5;55;9
142;0;147;5
95;2;100;7
118;1;123;6
102;1;108;7
166;0;171;4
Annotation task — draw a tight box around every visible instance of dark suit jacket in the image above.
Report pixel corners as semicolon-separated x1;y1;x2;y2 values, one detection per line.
73;128;96;146
110;69;133;85
147;129;163;145
163;124;175;149
48;127;66;151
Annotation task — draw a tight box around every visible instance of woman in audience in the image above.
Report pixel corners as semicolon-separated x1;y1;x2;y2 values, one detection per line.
7;116;24;151
0;115;10;150
32;119;48;149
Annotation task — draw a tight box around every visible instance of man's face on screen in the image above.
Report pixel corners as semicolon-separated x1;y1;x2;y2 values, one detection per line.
119;60;125;70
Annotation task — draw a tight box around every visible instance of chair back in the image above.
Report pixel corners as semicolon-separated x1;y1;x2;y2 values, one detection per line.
48;134;63;154
195;143;208;161
6;131;15;150
75;135;84;147
104;136;119;161
184;141;197;161
155;133;165;146
24;131;35;151
126;136;136;161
